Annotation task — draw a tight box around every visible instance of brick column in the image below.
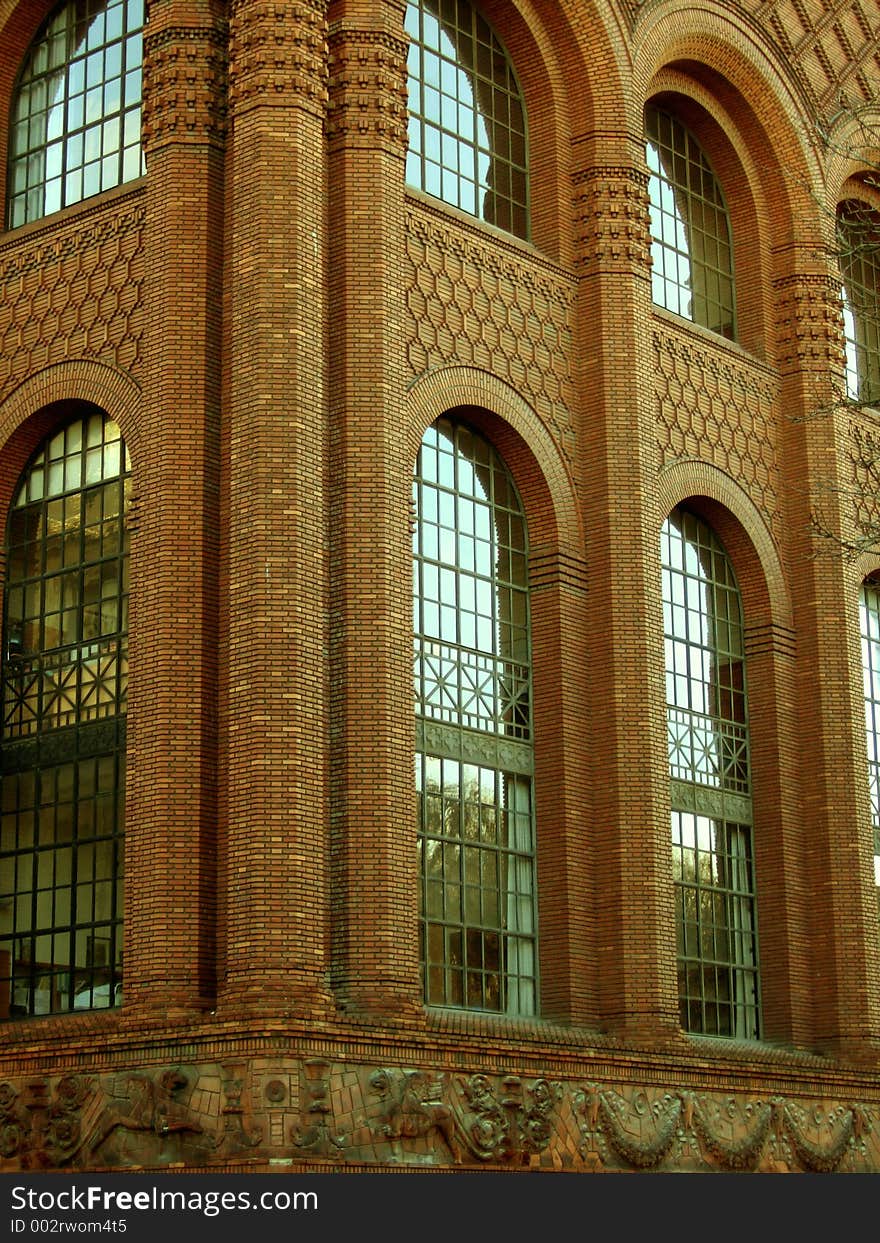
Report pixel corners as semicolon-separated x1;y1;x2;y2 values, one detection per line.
572;156;681;1039
124;0;226;1013
326;0;420;1017
219;0;331;1015
775;262;880;1057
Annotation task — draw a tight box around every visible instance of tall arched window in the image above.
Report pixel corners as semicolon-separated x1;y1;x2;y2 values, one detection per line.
405;0;528;239
838;201;880;407
859;580;880;923
0;411;129;1017
7;0;145;229
662;507;759;1038
413;417;536;1014
646;105;737;340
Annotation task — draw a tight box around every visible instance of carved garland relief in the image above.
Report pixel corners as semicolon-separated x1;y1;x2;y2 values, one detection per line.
0;1061;875;1173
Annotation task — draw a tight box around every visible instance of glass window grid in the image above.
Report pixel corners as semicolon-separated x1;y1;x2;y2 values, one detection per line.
0;413;127;1018
646;105;737;340
662;507;760;1040
414;417;537;1015
3;415;129;739
417;754;535;1014
7;0;144;228
405;0;528;239
859;582;880;920
0;755;124;1016
673;812;759;1038
838;202;880;407
414;419;530;739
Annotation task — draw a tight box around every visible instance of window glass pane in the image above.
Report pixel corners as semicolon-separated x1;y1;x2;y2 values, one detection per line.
662;507;759;1039
646;105;737;340
0;414;128;1019
839;202;880;407
405;0;528;239
859;583;880;927
7;0;145;227
414;419;536;1014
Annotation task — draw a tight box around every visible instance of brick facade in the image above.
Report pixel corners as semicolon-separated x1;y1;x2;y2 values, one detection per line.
0;0;880;1173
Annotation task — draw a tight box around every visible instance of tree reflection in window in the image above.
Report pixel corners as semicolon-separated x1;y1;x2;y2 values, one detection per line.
405;0;528;239
646;105;737;340
662;507;760;1039
7;0;144;228
413;418;536;1014
859;580;880;925
0;412;129;1018
838;202;880;407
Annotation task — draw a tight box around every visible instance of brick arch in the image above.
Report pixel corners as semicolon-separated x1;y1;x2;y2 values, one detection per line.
0;361;142;522
824;110;880;207
656;458;792;630
632;3;823;218
405;365;581;553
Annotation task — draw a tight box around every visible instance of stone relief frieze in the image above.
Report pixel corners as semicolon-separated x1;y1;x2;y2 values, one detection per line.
0;1061;875;1172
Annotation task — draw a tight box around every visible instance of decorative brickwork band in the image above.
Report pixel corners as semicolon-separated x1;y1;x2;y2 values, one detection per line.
653;325;779;525
326;29;409;150
142;25;229;150
228;0;328;113
773;272;846;376
573;166;652;275
0;199;145;403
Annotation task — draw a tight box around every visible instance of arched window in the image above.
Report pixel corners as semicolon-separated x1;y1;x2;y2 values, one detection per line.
838;201;880;407
413;417;536;1014
646;105;737;340
7;0;145;229
859;580;880;923
405;0;528;239
662;507;759;1039
0;411;129;1017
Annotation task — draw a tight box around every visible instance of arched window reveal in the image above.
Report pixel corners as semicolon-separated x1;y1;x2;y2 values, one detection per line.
7;0;145;229
859;581;880;923
413;418;536;1014
838;202;880;407
646;105;737;340
662;508;760;1039
405;0;528;239
0;412;129;1017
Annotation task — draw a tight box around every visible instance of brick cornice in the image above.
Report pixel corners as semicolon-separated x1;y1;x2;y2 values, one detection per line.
227;0;328;116
142;24;229;150
572;165;652;276
326;25;408;151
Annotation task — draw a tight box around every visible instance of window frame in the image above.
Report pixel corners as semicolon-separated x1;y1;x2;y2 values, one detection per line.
662;505;761;1040
405;0;530;240
0;409;129;1019
413;415;538;1017
6;0;145;230
646;102;738;341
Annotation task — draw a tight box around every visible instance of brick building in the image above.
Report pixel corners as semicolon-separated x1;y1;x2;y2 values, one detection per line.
0;0;879;1174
